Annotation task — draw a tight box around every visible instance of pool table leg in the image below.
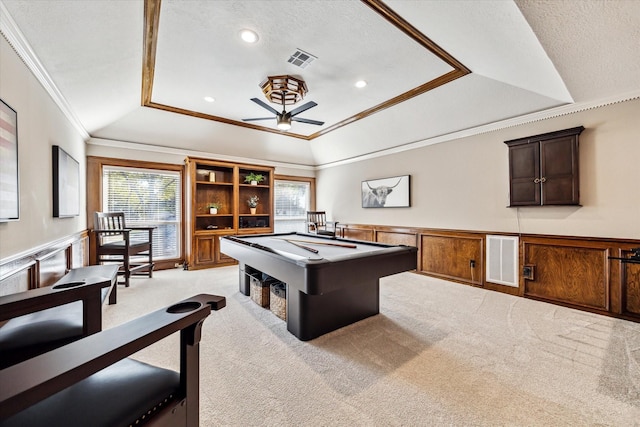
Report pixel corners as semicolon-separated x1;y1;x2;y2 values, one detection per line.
287;277;380;341
238;262;250;296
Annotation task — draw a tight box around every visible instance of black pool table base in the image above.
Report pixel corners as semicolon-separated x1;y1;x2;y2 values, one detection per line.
225;233;417;341
239;263;379;341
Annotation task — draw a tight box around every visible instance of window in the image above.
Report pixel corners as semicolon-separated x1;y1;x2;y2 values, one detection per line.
274;178;313;233
102;166;182;260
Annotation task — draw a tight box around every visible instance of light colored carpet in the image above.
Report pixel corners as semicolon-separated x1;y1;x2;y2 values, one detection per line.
103;266;640;426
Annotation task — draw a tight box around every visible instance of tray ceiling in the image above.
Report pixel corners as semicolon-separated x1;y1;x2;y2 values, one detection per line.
1;0;639;166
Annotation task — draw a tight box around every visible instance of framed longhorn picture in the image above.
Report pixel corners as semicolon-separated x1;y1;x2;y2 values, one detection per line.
361;175;410;208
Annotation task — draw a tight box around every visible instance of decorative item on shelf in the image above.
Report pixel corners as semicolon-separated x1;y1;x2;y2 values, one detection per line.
208;202;220;215
247;195;259;215
244;172;265;186
208;171;216;182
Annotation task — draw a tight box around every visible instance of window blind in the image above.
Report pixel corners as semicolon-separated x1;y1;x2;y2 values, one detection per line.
102;166;181;259
274;180;310;233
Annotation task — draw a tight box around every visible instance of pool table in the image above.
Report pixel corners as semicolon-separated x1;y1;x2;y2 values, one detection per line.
220;232;417;340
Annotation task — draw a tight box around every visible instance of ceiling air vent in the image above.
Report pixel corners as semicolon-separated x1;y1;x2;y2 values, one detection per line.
288;49;317;69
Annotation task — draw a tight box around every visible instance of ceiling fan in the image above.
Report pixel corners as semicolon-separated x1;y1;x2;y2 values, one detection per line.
242;96;324;131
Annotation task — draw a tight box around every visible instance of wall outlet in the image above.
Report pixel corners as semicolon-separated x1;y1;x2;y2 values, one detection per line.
523;264;535;280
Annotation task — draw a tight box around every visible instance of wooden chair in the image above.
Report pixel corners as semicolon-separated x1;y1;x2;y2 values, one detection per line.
94;212;154;287
306;211;338;237
0;265;118;370
0;293;226;427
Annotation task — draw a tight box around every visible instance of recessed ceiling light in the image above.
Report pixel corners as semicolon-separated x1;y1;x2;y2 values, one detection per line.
240;29;259;43
355;80;367;88
204;96;215;103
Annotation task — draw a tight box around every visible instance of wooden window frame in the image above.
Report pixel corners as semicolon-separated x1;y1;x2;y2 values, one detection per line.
86;156;185;270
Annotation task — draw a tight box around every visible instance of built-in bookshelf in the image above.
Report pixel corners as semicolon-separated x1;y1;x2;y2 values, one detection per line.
186;158;274;269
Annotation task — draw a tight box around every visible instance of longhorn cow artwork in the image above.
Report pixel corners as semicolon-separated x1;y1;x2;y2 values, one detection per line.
361;175;410;208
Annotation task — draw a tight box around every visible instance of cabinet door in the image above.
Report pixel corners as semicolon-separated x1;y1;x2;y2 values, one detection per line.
193;235;217;267
540;136;579;205
342;227;374;241
622;261;640;317
508;143;540;206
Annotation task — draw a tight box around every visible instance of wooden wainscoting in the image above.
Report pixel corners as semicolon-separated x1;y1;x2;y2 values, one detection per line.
0;260;35;296
0;231;89;296
521;237;610;311
374;228;420;271
419;230;484;287
336;222;640;322
621;254;640;317
36;247;69;288
375;229;418;246
340;224;374;242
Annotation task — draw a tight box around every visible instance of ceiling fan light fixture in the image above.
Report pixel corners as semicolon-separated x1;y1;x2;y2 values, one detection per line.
277;116;292;131
239;29;259;43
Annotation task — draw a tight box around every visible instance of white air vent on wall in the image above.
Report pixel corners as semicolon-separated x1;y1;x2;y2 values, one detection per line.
486;235;519;287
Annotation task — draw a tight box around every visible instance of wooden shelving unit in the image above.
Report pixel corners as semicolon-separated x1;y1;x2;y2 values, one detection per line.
185;158;274;270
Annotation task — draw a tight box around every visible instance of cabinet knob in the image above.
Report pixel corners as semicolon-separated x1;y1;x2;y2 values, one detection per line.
534;178;541;184
540;177;547;183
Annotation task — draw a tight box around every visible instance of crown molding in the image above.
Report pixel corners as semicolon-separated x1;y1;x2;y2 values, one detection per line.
316;90;640;169
87;137;316;171
0;1;89;140
90;89;640;172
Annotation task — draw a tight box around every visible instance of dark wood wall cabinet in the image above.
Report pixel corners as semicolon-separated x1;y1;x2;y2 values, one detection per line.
505;126;584;206
185;157;274;270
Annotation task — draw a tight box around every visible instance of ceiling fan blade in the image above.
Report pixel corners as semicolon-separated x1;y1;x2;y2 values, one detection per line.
292;117;324;126
242;117;275;122
289;101;317;117
250;98;280;116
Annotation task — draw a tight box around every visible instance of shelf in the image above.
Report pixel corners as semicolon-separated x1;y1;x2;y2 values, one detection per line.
188;157;274;269
237;227;271;234
196;181;233;186
194;228;235;235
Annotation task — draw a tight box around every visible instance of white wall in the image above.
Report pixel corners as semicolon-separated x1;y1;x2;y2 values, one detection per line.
0;36;87;259
317;98;640;240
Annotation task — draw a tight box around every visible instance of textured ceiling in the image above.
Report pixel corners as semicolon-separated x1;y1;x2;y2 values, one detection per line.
1;0;639;167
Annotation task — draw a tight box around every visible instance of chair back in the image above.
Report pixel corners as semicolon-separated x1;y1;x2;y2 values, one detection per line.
307;211;327;227
95;212;126;245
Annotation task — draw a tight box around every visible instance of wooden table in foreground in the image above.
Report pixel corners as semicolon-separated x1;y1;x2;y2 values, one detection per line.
220;232;417;340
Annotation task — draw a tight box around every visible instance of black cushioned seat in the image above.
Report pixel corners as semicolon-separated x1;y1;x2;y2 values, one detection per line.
0;293;225;427
0;303;82;366
0;288;110;369
0;358;179;427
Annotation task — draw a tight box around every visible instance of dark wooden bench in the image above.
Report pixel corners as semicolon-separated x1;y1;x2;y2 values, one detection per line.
0;293;225;427
0;264;118;369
